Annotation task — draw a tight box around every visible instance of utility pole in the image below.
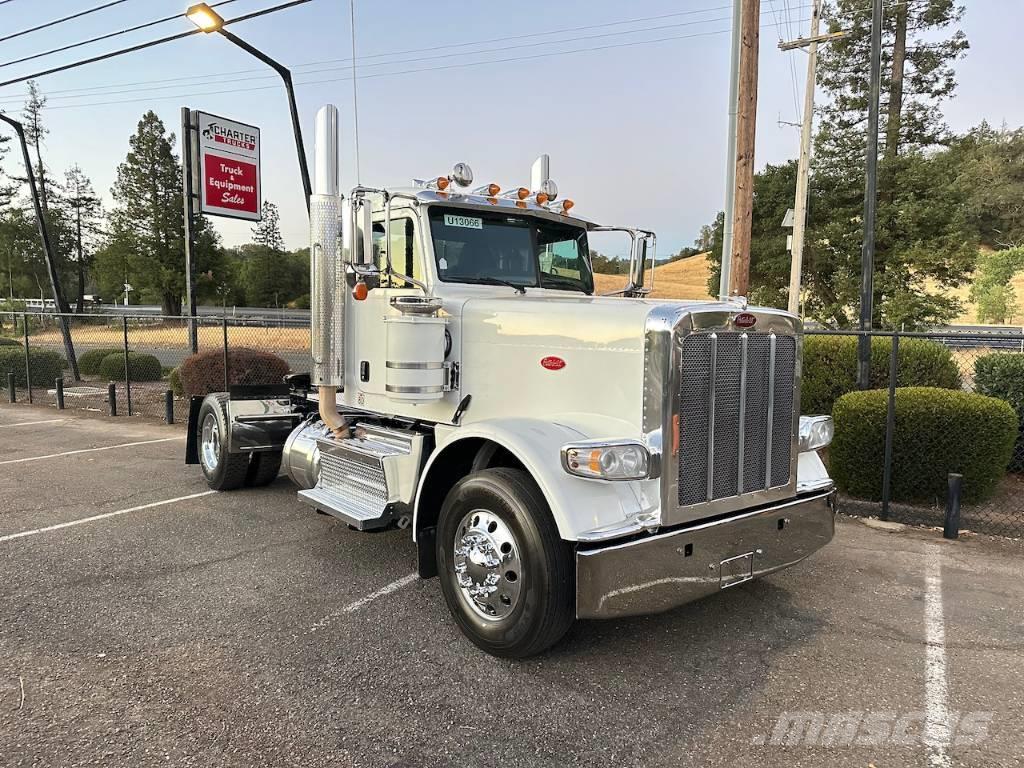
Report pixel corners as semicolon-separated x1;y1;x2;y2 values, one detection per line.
784;0;821;315
718;0;743;298
858;0;884;389
725;0;761;298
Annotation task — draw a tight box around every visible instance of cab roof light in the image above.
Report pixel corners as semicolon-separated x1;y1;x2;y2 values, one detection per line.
502;187;531;201
473;183;501;197
554;199;575;215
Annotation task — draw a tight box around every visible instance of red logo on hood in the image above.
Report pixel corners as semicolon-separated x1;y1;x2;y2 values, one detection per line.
734;312;758;328
540;356;566;370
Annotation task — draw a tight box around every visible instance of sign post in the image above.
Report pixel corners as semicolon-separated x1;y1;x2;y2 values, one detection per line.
181;107;200;353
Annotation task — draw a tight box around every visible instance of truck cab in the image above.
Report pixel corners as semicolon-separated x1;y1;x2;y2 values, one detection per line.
187;104;836;658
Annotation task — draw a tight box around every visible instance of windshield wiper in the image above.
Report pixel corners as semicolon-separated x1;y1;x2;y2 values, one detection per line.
540;274;591;294
457;276;528;294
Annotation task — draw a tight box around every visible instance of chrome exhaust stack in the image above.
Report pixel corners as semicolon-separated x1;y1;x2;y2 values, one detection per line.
309;105;348;435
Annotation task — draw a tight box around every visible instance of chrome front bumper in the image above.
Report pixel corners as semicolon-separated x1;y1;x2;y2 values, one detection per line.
576;488;836;619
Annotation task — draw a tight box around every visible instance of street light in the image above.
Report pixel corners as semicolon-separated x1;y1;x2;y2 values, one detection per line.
186;2;311;209
185;3;224;32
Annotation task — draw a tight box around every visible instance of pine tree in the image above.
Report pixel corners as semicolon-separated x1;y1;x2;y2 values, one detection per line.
108;111;187;315
252;201;284;252
21;80;51;213
61;166;103;312
806;0;974;328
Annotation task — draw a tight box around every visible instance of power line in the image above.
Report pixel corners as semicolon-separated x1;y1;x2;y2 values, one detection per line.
0;0;241;71
0;3;815;104
28;16;812;112
0;0;136;46
0;0;317;91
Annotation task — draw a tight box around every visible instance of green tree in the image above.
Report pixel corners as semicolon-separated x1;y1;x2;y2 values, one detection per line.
60;165;103;311
21;80;51;214
806;0;973;328
252;201;284;251
953;123;1024;249
970;246;1024;324
106;111;218;314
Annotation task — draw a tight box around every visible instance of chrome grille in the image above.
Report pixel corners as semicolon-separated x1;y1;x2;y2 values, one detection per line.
677;332;796;507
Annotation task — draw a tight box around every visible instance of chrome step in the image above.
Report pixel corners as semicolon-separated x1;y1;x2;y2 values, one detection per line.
296;422;426;530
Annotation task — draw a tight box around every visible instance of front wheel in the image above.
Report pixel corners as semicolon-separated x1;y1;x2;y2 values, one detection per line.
436;468;575;658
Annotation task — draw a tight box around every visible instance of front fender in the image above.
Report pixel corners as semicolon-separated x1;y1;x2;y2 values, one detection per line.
414;417;660;542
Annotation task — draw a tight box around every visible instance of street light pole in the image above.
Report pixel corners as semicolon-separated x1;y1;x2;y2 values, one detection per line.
216;29;311;212
186;3;312;212
0;113;80;380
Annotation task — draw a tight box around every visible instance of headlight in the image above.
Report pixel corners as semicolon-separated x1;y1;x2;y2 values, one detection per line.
561;441;651;481
799;415;834;452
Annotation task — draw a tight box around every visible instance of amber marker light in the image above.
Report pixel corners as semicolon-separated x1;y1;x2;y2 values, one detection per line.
436;176;450;191
561;199;575;214
353;281;369;301
536;192;549;205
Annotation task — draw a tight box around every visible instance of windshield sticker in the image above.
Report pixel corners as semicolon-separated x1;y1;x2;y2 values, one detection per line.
444;214;482;230
438;257;448;271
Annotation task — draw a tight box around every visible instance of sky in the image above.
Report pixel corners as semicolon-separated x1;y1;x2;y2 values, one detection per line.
0;0;1022;260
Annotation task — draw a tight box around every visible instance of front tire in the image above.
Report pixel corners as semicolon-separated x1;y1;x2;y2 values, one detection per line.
436;468;575;658
196;394;249;491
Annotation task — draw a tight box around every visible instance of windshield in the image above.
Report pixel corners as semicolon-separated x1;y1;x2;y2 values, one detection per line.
428;207;594;294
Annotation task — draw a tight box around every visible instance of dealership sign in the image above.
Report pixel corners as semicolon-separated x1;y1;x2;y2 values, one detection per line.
197;111;261;221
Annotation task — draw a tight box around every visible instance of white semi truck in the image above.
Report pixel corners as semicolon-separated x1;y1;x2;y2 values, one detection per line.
186;105;836;658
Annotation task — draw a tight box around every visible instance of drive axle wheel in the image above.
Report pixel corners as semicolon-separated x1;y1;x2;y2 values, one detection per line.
437;468;574;658
196;394;249;491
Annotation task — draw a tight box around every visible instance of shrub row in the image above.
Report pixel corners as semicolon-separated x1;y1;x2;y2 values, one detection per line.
0;347;66;387
78;347;124;376
177;347;290;397
802;335;961;415
96;351;163;382
831;387;1016;504
974;353;1024;472
0;336;22;347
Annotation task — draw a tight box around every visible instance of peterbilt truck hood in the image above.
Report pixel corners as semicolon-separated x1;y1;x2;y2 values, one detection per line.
458;294;685;432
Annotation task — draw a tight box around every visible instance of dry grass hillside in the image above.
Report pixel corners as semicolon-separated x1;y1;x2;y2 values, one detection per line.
946;271;1024;326
593;252;714;300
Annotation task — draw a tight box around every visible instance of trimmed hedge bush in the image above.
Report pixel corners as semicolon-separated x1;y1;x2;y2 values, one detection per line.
0;347;66;387
177;347;290;397
831;387;1016;504
97;351;163;382
802;335;961;415
0;336;22;347
974;353;1024;471
78;347;124;376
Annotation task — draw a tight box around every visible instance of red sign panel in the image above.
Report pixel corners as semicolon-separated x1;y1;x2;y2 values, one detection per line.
203;154;258;215
540;356;566;370
734;312;758;328
196;111;261;221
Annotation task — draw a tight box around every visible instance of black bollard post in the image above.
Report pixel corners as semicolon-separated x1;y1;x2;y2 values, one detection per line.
944;473;962;540
7;372;14;403
165;390;174;424
55;377;65;410
108;382;117;417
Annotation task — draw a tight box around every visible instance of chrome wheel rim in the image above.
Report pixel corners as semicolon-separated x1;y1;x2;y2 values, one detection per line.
452;509;523;621
200;413;220;472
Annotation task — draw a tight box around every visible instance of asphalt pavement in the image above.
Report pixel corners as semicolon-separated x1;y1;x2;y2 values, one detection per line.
1;403;1021;767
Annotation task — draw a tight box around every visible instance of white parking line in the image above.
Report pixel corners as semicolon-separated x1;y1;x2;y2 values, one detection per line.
0;490;216;544
310;572;418;631
0;436;182;465
0;419;67;428
923;544;952;768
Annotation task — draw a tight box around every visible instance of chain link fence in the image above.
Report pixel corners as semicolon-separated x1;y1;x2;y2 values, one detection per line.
0;311;310;423
3;313;1023;538
805;329;1024;538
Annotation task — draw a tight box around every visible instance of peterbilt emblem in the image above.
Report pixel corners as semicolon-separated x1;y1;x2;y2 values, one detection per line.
734;312;757;329
540;356;566;371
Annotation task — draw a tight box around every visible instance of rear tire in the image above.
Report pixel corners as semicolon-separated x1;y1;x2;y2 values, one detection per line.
196;394;249;491
436;468;575;658
246;451;282;487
